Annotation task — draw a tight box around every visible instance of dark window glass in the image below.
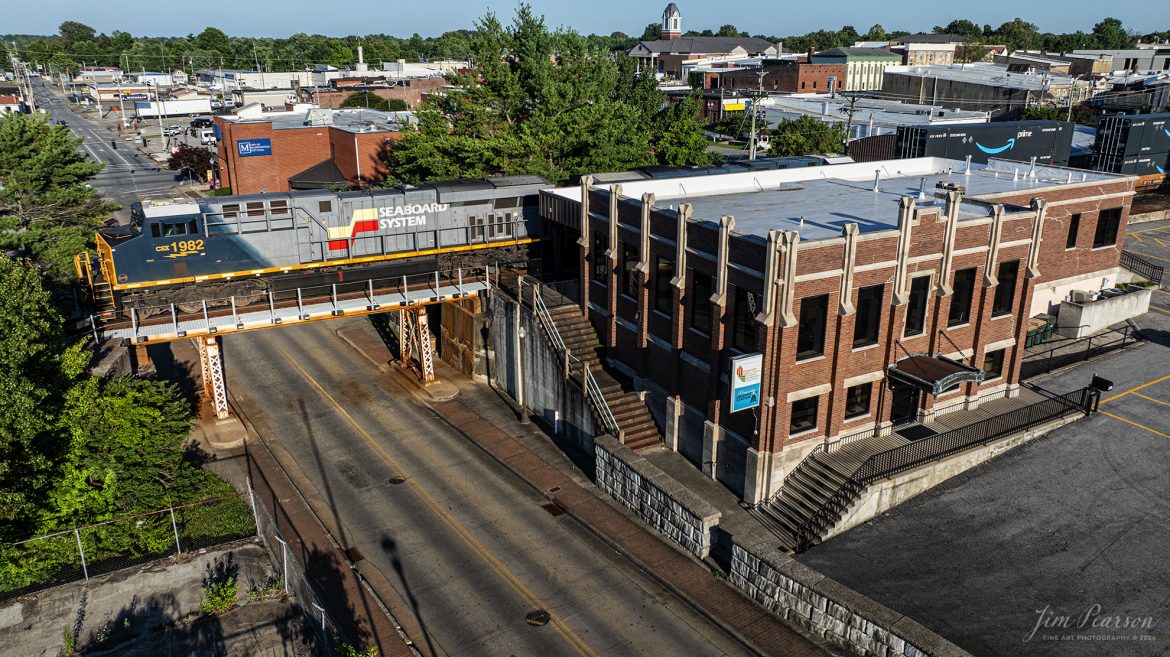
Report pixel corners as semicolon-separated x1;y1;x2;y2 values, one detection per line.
188;219;199;236
318;200;332;213
621;243;639;298
844;383;872;419
150;222;161;238
796;294;829;360
592;232;607;280
1066;213;1080;249
654;255;674;315
948;268;977;327
732;287;757;351
469;216;485;240
790;396;819;434
904;275;930;337
853;284;883;347
992;260;1019;317
1092;208;1121;247
983;348;1005;380
690;271;712;335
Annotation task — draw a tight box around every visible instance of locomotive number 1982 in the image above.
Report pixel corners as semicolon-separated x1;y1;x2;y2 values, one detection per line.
156;239;205;254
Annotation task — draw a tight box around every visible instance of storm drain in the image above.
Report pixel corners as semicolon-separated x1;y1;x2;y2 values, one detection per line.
525;610;551;626
540;501;565;517
389;475;407;485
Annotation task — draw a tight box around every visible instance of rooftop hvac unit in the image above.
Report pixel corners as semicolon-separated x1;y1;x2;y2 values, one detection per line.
935;181;966;194
1069;289;1095;304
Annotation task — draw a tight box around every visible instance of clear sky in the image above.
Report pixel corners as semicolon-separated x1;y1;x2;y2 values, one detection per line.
3;0;1165;39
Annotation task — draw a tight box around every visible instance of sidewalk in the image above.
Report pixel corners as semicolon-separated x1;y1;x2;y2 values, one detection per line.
339;320;831;657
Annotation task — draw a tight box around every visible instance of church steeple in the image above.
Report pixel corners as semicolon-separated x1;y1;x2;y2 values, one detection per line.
662;3;681;40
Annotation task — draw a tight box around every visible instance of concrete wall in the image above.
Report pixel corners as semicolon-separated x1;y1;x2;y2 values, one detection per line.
488;290;597;452
1128;207;1170;224
826;412;1082;540
594;435;721;559
1056;287;1152;338
728;537;974;657
0;543;270;657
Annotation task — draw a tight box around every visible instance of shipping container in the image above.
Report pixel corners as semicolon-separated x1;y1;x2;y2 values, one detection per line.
1111;152;1170;176
895;121;1074;166
1093;112;1170;158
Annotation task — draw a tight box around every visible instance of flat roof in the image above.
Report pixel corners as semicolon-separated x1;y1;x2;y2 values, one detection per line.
884;63;1075;90
552;157;1126;243
760;94;988;129
222;107;409;134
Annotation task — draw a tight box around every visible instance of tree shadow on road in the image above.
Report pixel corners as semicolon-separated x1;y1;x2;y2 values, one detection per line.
380;533;439;657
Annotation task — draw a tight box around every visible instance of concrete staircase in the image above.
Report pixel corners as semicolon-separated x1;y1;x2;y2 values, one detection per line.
545;304;663;451
755;433;908;552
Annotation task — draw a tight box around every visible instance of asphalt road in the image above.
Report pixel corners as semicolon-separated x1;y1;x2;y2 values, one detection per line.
224;319;754;657
1125;219;1170;320
797;308;1170;657
29;81;183;217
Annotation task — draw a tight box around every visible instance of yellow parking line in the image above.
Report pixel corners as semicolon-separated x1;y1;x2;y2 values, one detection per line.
1129;225;1170;235
271;344;602;657
1130;234;1144;242
1134;392;1170;408
1102;373;1170;403
1149;306;1170;317
1156;237;1169;248
1127;250;1170;265
1100;411;1170;440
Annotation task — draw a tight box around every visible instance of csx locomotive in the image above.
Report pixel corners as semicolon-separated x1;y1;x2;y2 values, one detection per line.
80;175;549;314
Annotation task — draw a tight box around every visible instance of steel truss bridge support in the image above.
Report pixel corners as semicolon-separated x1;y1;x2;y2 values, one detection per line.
196;335;230;420
399;307;435;384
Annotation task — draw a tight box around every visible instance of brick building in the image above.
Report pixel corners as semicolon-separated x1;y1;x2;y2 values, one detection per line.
539;158;1133;502
294;76;448;109
713;59;846;94
215;107;405;194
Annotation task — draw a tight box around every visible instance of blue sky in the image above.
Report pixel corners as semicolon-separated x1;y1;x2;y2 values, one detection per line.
4;0;1164;39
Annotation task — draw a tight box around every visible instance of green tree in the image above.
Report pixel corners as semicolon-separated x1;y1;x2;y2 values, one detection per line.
58;21;96;48
1091;18;1133;50
0;258;79;537
195;27;231;56
1020;104;1066;121
0;113;112;281
717;24;743;38
934;19;982;39
340;91;391;111
386;5;708;184
863;24;888;41
766;116;846;157
640;23;662;41
654;93;715;167
992;18;1042;52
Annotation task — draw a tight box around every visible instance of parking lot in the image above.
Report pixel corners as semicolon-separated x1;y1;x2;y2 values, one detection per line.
797;271;1170;656
1125;218;1170;320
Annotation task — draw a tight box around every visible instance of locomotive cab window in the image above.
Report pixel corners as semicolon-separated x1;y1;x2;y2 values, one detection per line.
154;220;199;237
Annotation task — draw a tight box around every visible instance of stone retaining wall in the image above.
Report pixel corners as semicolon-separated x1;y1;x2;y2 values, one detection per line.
594;435;721;558
729;537;975;657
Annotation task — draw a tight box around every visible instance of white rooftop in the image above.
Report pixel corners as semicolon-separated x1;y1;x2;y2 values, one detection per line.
759;94;989;133
884;63;1076;90
554;158;1125;243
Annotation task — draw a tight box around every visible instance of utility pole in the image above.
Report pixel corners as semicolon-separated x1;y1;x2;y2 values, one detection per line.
841;92;864;153
748;68;765;160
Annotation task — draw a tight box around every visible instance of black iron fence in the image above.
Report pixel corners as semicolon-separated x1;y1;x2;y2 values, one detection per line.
1120;250;1164;285
1021;325;1139;379
795;387;1092;552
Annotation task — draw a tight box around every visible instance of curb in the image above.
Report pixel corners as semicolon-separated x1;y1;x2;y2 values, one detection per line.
334;324;460;403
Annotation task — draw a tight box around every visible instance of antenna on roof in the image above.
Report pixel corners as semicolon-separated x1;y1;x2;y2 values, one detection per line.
964;155;972;175
918;177;927;200
873;169;881;192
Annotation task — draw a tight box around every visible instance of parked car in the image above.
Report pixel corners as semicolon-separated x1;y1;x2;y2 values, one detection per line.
163;125;182;136
190;117;213;128
199;128;217;145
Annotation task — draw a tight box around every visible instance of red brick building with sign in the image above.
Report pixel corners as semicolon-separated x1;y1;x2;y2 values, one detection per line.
215;107;405;194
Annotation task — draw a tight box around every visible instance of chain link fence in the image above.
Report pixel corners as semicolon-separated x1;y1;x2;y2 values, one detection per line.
247;482;343;654
0;495;256;602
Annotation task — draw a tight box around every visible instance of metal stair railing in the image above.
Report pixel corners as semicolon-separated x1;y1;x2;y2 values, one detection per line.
793;387;1092;552
1120;250;1164;285
520;275;622;440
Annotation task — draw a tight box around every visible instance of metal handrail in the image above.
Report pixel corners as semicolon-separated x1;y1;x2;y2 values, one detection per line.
521;275;622;440
1120;250;1164;285
793;387;1091;551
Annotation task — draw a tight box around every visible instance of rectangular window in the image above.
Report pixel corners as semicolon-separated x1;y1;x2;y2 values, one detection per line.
853;284;883;347
690;271;712;335
150;222;161;238
654;255;674;315
948;268;977;327
904;275;930;337
992;260;1019;317
796;294;829;360
221;203;240;219
318;200;332;213
246;201;265;217
732;288;757;351
487;213;498;238
983;348;1006;380
188;219;199;236
469;216;485;240
1092;208;1122;248
790;396;819;434
496;212;514;238
844;383;872;419
1066;213;1080;249
592;233;608;280
269;200;289;215
621;243;639;298
163;221;188;236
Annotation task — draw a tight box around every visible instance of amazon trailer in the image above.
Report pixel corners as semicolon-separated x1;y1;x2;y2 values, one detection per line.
895;121;1074;166
1091;113;1170;178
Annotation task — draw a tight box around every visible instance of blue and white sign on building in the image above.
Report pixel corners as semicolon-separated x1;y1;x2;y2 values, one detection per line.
729;353;764;413
237;138;272;157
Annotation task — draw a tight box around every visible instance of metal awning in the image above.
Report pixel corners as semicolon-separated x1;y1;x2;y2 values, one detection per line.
887;353;985;396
